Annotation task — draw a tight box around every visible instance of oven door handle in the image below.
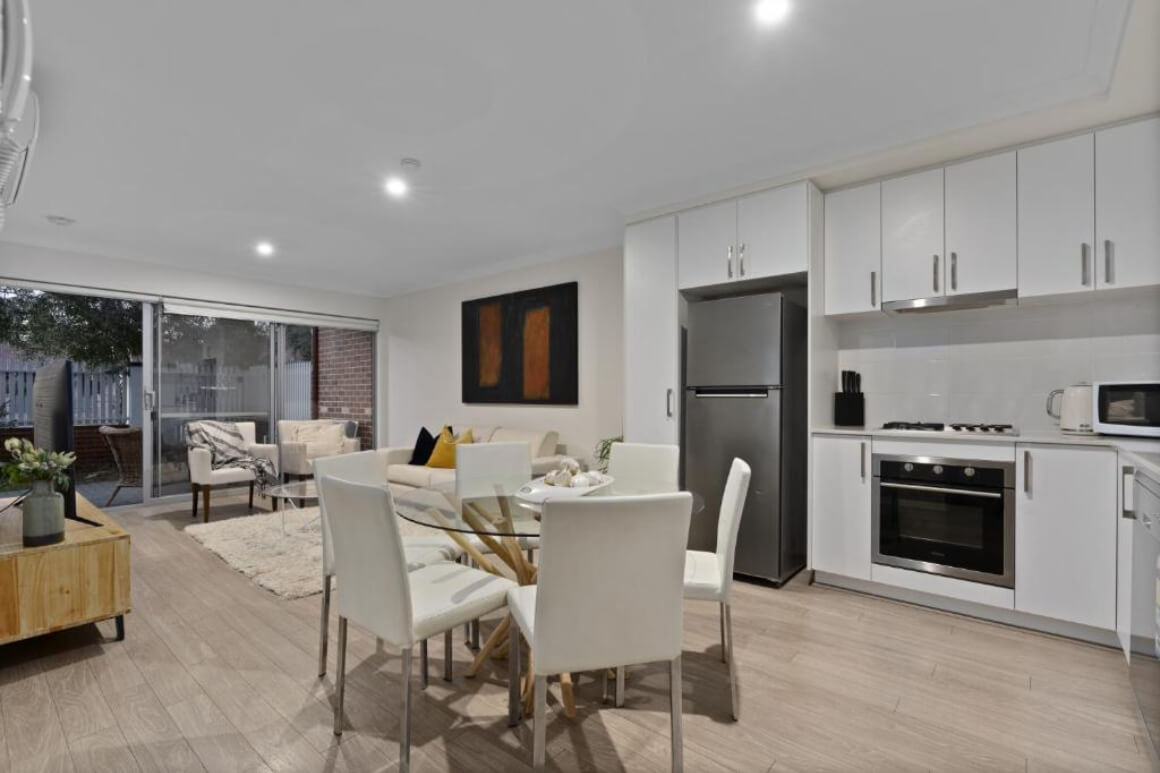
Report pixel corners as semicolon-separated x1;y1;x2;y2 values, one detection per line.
879;481;1004;499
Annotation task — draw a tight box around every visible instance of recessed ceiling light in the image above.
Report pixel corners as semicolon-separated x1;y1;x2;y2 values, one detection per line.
254;240;276;258
46;214;76;226
384;176;408;198
754;0;790;26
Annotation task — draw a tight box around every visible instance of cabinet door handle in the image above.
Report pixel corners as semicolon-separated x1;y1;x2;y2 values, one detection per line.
1104;240;1114;284
870;271;877;307
738;243;746;277
860;441;866;481
666;388;674;419
950;252;958;291
932;255;940;292
1023;450;1032;496
1081;243;1091;286
1122;465;1136;519
727;245;734;279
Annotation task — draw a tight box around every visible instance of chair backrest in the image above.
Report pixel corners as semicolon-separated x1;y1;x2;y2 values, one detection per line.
534;493;692;674
100;426;143;485
316;476;414;649
278;419;356;442
715;458;752;598
234;422;257;445
608;442;679;493
313;451;385;574
455;442;532;501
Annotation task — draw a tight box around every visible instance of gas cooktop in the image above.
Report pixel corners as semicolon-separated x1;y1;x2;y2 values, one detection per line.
881;421;1019;435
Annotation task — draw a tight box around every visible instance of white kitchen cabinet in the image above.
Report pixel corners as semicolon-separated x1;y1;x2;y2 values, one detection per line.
737;181;809;281
1095;117;1160;291
677;201;736;290
811;435;871;579
824;182;881;315
945;152;1016;296
1017;133;1096;298
1015;444;1117;630
624;216;679;444
881;168;944;303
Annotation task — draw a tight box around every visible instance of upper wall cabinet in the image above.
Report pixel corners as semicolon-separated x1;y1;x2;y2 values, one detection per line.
624;216;680;445
945;152;1016;296
678;181;809;290
824;182;881;315
881;168;944;303
1095;117;1160;291
1018;134;1096;298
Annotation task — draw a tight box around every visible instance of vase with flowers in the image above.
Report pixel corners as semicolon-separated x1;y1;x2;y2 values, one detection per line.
2;438;76;547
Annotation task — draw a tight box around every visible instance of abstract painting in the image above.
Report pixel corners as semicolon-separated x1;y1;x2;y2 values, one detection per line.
462;281;578;404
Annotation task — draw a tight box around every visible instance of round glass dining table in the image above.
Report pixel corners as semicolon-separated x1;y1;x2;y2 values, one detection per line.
392;480;705;717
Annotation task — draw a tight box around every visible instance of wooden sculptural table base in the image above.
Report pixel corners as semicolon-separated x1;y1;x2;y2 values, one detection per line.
425;499;577;717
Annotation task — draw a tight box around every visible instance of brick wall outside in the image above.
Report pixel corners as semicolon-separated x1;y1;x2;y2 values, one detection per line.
315;329;375;449
1;424;121;475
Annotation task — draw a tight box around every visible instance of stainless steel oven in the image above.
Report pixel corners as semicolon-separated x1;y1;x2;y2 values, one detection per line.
872;454;1016;588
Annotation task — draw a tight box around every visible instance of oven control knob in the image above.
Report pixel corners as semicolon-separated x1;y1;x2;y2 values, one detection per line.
965;467;976;477
903;462;914;472
932;465;944;475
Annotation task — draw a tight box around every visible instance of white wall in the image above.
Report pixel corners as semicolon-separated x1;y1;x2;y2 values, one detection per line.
835;293;1160;433
381;248;623;459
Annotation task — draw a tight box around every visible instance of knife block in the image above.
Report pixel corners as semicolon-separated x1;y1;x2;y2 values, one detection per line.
834;393;865;427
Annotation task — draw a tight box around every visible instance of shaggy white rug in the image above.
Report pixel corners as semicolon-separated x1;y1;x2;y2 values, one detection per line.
186;508;325;599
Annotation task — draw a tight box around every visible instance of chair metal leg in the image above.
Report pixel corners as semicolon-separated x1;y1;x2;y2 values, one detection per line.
508;617;521;727
615;665;625;707
420;640;429;688
719;602;727;663
443;629;453;682
400;646;412;773
470;619;480;650
317;574;331;677
532;675;547;771
333;617;348;736
725;603;739;721
105;485;123;508
670;656;684;772
526;548;534;564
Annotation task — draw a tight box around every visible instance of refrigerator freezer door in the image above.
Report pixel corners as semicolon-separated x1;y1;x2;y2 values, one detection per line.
684;388;782;580
686;294;783;388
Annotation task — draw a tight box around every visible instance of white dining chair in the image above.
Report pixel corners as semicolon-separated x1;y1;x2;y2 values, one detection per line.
320;476;517;773
313;451;464;678
506;493;692;772
683;457;751;720
608;442;680;493
456;441;536;647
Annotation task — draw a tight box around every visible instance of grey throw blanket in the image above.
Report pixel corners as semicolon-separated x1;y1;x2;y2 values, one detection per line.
185;420;277;491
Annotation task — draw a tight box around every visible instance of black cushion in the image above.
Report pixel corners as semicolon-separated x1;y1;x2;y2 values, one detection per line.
409;426;448;465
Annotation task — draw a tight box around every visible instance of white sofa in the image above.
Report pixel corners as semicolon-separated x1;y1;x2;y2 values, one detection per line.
381;426;565;490
277;419;360;478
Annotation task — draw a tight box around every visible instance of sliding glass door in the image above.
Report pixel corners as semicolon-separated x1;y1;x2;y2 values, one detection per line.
153;313;274;497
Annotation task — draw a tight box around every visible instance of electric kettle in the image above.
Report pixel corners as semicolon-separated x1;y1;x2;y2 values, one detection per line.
1046;383;1094;434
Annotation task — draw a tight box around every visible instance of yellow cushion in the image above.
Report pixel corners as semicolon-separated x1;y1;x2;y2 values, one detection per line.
426;427;473;469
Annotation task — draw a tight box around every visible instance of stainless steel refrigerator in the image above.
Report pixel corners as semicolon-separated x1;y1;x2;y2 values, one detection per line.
683;292;807;584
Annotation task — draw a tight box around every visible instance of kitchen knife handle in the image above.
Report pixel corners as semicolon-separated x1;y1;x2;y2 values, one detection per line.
1023;450;1032;497
1081;243;1090;286
932;255;939;292
727;245;734;279
870;271;877;307
666;388;674;418
1104;240;1114;284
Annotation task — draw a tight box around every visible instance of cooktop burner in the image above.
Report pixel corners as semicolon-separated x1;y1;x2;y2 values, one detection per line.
881;421;1018;435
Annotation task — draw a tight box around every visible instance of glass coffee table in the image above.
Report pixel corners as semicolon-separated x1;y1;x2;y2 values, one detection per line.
266;480;318;533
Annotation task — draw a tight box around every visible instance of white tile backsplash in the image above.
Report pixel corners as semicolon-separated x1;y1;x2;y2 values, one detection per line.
836;294;1160;432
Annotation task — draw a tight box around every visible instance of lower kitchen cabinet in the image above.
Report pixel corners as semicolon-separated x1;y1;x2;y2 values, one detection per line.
1015;444;1117;630
811;435;871;579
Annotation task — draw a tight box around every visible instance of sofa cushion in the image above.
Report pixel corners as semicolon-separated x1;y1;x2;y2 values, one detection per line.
492;428;558;458
427;428;473;468
296;422;346;456
467;425;498;443
388;464;435;488
409;426;439;465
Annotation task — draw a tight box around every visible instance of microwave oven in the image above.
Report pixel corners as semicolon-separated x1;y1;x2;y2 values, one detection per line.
1093;381;1160;437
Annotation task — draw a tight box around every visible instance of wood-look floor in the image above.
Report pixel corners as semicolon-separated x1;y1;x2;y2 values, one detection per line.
0;491;1153;772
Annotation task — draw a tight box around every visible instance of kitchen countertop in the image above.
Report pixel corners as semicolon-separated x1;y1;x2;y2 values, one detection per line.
812;426;1160;475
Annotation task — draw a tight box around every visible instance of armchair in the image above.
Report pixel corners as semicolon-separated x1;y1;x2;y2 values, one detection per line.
278;420;360;479
187;421;278;522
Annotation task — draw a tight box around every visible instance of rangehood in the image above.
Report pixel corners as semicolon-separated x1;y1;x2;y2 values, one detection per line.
881;288;1018;314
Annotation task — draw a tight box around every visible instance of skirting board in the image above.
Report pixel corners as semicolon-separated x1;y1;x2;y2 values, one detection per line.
814;570;1120;649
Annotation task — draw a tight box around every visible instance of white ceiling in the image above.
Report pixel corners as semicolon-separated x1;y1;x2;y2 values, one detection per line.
0;0;1138;298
